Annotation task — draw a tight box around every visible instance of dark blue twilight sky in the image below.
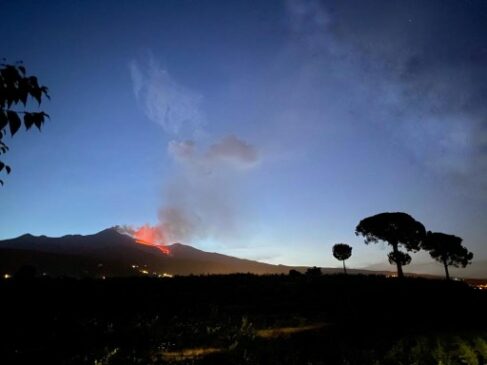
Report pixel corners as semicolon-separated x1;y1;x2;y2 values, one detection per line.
1;0;486;271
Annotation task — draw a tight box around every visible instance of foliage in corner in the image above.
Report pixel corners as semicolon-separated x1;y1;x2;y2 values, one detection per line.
0;61;50;185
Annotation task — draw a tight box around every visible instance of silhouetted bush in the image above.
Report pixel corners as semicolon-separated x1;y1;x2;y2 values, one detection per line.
305;266;322;276
288;269;302;277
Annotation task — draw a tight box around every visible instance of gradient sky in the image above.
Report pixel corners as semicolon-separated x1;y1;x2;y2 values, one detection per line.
1;0;486;271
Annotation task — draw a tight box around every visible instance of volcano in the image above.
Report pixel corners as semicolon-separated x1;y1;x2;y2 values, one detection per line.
0;228;314;277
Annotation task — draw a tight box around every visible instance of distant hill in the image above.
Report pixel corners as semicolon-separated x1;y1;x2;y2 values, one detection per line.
365;260;487;280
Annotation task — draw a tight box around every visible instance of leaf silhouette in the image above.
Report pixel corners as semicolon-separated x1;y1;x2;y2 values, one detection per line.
7;111;21;136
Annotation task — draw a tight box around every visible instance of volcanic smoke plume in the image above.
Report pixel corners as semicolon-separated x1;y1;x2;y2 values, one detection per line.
127;58;260;246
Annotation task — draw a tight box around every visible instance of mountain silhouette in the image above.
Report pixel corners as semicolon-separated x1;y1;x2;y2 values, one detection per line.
0;228;304;277
0;228;395;278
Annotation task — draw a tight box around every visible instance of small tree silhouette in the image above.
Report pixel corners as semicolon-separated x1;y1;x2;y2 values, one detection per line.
355;212;426;278
0;61;50;185
305;266;322;277
332;243;352;274
421;231;473;280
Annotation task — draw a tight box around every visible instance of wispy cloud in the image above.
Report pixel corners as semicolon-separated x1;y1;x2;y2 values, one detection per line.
129;58;204;137
285;0;487;197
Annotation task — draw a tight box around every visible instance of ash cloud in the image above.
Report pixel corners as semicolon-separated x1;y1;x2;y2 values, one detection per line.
130;58;259;244
162;136;258;243
208;135;258;168
169;136;258;170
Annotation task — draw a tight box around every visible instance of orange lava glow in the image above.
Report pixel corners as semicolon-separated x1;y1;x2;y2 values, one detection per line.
136;239;170;254
133;225;170;255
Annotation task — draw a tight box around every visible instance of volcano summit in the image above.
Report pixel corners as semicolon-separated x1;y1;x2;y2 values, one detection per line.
0;228;311;277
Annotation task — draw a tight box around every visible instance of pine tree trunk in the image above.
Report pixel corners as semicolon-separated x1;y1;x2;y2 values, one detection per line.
443;260;450;280
342;260;347;274
392;243;404;278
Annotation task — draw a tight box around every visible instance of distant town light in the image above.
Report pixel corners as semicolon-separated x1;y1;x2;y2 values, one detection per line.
141;270;149;275
3;273;11;279
157;273;173;278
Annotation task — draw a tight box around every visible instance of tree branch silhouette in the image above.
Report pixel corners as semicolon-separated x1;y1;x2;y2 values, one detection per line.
0;61;50;185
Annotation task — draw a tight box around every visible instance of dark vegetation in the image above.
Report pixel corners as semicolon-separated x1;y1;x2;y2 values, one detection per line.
1;274;485;365
0;62;49;185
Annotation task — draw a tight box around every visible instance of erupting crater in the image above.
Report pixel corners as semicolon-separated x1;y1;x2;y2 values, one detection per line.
132;225;171;255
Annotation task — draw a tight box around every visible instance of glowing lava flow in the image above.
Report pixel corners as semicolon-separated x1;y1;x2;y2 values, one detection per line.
133;225;170;255
135;238;170;255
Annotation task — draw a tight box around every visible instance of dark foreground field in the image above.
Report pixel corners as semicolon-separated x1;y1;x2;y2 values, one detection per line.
1;274;486;364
